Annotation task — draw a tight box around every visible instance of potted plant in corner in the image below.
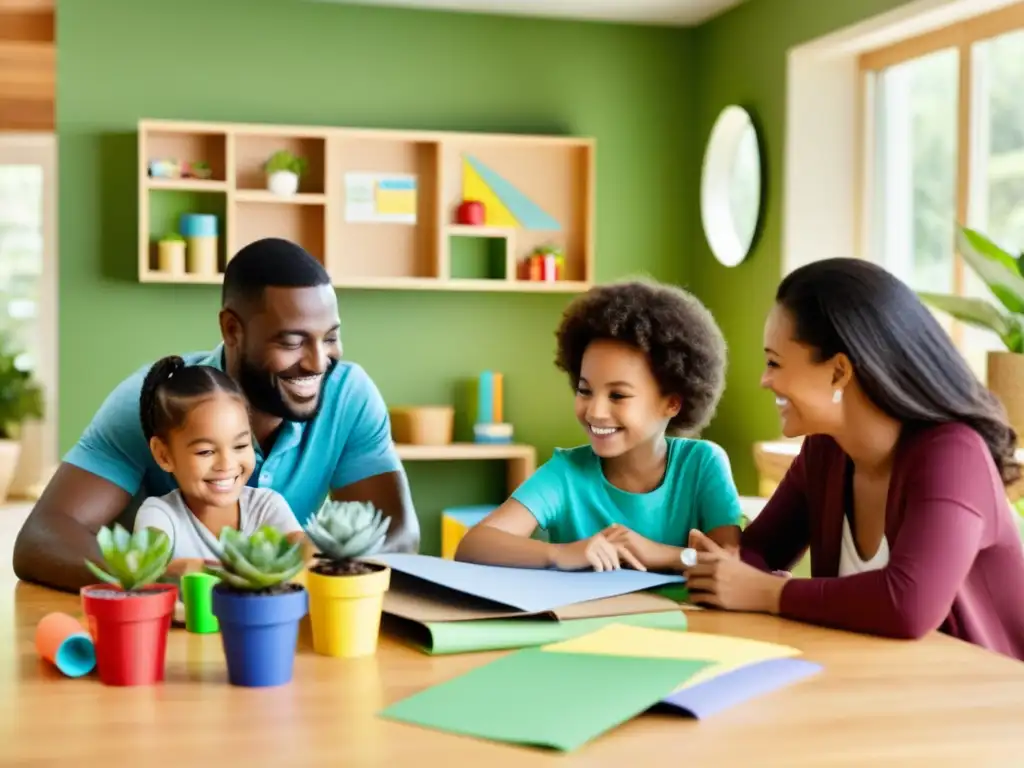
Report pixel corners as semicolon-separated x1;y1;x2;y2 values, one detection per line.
0;335;43;503
204;525;308;687
918;225;1024;446
264;149;308;197
303;500;392;658
82;524;176;686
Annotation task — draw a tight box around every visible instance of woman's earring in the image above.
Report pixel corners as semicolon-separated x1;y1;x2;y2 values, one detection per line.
832;389;843;404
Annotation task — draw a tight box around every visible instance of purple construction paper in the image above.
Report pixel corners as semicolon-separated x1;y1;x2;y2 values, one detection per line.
657;658;822;719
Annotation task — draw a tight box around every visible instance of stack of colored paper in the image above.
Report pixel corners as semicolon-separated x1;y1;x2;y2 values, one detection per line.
378;623;823;751
371;553;691;654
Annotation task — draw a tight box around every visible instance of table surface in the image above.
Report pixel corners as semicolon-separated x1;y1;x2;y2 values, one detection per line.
3;507;1024;766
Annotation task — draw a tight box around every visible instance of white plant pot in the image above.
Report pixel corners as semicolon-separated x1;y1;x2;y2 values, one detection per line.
267;170;299;197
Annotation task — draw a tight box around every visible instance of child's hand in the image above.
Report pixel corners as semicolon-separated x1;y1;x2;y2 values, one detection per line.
551;532;646;572
602;524;677;571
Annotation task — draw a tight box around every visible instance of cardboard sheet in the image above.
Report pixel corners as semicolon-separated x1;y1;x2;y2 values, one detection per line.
391;610;688;655
380;570;686;649
370;553;685;614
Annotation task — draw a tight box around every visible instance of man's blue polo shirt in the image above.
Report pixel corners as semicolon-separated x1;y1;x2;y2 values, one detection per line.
63;345;404;525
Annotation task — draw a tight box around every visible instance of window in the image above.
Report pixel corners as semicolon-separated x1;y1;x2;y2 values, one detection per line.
860;3;1024;380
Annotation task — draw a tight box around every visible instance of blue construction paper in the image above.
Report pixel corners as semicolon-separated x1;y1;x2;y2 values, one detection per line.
658;658;822;719
369;554;685;613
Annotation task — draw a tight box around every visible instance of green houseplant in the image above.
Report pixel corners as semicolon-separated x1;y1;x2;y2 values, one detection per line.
917;225;1024;446
0;334;43;502
304;500;392;658
204;525;309;687
264;149;308;197
80;524;177;686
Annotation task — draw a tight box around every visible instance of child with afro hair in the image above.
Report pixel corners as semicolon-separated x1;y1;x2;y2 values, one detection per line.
456;278;743;573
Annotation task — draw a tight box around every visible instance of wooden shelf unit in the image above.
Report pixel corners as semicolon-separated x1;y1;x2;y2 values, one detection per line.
393;442;536;495
138;119;595;293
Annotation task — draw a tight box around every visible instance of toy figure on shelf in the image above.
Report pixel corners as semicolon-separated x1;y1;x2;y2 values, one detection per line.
148;159;213;180
522;244;564;281
473;370;513;444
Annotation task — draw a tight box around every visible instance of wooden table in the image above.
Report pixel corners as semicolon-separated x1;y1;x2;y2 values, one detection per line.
5;580;1024;766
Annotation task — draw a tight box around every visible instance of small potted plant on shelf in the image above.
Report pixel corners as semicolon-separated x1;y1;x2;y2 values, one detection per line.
303;500;392;658
264;149;308;197
156;231;186;275
204;525;308;687
0;335;43;503
81;524;176;686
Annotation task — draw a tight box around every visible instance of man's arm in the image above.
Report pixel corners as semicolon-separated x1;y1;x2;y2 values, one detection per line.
13;463;132;592
330;363;420;554
331;470;419;554
13;367;150;592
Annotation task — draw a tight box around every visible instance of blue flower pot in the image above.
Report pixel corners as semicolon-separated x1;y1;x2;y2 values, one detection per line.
211;583;308;687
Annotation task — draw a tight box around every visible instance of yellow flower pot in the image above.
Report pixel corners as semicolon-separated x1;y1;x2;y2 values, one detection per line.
307;562;390;658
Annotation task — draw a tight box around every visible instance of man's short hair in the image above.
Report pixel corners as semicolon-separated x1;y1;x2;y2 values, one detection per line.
222;238;331;311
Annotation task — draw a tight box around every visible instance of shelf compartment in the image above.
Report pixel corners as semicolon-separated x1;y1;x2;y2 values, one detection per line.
328;137;440;281
234;133;326;194
441;138;593;284
446;225;515;282
143;188;228;279
234;200;326;267
143;128;227;183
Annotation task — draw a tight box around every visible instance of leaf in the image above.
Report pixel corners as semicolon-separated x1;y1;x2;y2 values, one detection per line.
918;292;1014;338
85;558;122;587
957;227;1024;315
96;526;114;559
112;524;131;554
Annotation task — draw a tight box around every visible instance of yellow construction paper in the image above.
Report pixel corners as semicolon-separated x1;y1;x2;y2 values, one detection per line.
462;158;519;228
541;623;802;689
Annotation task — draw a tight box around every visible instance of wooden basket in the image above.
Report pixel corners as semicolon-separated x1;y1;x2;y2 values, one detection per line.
389;406;454;446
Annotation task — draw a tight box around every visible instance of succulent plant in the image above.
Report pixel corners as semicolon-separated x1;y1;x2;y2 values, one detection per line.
203;525;305;591
84;524;173;591
304;499;390;563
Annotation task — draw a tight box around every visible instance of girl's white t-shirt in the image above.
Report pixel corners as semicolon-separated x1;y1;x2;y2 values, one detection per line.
133;486;302;560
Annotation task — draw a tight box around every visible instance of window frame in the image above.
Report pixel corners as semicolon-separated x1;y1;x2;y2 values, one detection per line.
857;1;1024;349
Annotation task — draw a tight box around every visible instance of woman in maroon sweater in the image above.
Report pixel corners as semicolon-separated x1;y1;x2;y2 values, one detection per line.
684;258;1024;661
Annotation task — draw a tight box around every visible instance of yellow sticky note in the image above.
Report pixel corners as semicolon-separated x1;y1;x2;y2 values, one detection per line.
541;623;802;689
376;188;416;216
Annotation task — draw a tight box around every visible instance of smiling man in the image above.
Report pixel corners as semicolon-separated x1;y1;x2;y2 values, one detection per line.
13;238;420;592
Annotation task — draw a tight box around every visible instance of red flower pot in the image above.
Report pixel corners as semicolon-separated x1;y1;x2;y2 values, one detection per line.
81;583;177;686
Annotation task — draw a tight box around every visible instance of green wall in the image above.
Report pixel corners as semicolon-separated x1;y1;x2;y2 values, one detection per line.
689;0;917;492
57;0;695;554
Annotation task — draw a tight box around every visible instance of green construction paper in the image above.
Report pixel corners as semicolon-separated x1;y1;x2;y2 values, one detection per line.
647;584;691;603
379;648;712;752
419;610;687;655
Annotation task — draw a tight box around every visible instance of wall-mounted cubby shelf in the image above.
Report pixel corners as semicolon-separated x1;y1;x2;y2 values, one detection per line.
138;119;595;293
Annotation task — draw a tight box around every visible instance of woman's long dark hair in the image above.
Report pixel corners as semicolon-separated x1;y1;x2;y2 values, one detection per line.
139;356;246;442
777;258;1021;486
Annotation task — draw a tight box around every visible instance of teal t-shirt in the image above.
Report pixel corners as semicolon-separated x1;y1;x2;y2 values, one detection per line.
511;437;743;545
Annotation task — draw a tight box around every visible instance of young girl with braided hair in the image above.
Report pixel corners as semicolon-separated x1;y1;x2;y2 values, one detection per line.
133;355;307;577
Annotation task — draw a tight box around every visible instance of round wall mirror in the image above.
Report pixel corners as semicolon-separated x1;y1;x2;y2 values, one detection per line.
700;105;762;267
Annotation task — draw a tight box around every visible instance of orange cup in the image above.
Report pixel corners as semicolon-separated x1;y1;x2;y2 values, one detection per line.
35;612;96;678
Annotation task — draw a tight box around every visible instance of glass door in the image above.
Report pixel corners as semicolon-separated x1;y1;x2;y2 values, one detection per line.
0;134;56;498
